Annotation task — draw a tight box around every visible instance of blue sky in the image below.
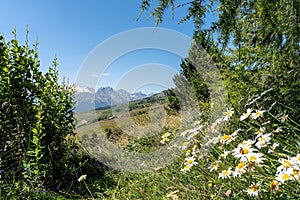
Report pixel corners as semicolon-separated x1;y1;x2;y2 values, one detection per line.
1;0;198;94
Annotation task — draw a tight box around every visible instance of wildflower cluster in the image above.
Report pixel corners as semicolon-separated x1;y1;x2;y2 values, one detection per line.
177;120;203;172
159;94;300;198
160;132;171;144
275;155;300;183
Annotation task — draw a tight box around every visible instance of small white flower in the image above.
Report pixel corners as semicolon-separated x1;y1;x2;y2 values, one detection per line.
291;154;300;166
233;162;247;177
280;114;288;122
240;108;252;121
276;171;292;183
193;120;201;126
185;156;198;167
254;127;265;137
192;145;200;155
208;161;221;172
180;165;191;173
232;144;255;159
277;158;293;173
246;182;260;196
180;129;190;137
245;153;265;167
268;143;279;153
160;137;170;144
219;150;231;160
241;140;255;147
269;180;280;191
219;168;232;179
251;109;265;119
210;123;219;133
255;133;272;149
223;108;234;121
78;174;87;182
273;128;283;133
181;141;190;150
161;132;171;138
219;134;235;144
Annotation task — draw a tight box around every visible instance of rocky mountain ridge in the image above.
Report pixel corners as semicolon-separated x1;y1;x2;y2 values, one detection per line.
74;85;148;113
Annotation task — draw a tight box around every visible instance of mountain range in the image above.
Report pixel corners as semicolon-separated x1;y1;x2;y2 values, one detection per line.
73;85;149;113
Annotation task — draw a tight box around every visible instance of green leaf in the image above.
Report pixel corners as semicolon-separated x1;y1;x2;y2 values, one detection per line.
3;67;9;73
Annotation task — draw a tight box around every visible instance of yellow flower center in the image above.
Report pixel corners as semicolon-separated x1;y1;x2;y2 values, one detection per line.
251;185;259;192
283;160;292;168
226;111;232;116
240;148;249;154
254;112;261;117
293;169;299;176
221;135;230;141
237;162;245;169
222;171;229;176
212;163;218;168
182;142;188;147
282;173;291;181
163;132;170;137
187;160;193;165
184;165;190;170
270;181;278;189
249;155;257;163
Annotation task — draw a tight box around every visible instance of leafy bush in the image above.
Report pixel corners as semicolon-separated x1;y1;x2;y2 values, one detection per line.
0;29;77;189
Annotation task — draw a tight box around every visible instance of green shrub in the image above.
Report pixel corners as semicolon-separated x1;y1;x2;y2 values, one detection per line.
0;29;77;188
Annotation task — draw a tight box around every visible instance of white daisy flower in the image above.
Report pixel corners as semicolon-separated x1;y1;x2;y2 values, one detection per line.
219;150;231;160
78;174;87;182
192;145;200;155
218;168;232;179
185;156;198;167
161;132;171;138
280;114;288;122
277;158;293;173
223;108;234;121
273;128;283;133
180;165;191;173
241;140;255;147
276;171;292;183
255;133;272;149
180;129;190;137
270;180;280;191
185;149;191;156
232;144;255;159
193;120;201;126
208;160;221;172
291;154;300;166
268;143;279;153
245;153;265;167
289;167;300;180
254;127;266;137
160;137;170;144
246;182;260;196
219;134;235;144
210;123;219;133
181;141;190;150
240;108;252;121
233;162;247;177
251;109;265;119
